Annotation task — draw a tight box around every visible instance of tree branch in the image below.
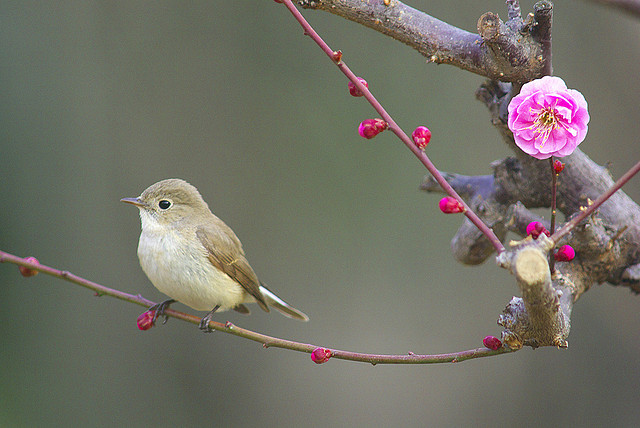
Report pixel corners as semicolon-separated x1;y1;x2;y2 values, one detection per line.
298;0;552;82
0;249;514;364
282;0;505;253
286;0;640;348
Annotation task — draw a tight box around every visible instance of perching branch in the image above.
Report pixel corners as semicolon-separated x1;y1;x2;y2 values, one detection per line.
0;250;514;364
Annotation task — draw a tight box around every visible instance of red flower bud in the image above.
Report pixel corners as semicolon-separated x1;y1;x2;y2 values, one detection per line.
483;335;502;351
332;50;342;63
553;160;565;174
358;118;388;139
19;256;40;277
554;245;575;262
411;126;431;150
310;347;332;364
348;77;368;97
439;196;465;214
137;311;156;331
526;221;550;239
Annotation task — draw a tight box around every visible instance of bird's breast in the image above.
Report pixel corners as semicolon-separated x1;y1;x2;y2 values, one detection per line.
137;227;246;311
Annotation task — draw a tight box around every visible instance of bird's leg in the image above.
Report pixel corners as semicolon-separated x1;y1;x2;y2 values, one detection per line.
198;305;221;332
148;299;176;325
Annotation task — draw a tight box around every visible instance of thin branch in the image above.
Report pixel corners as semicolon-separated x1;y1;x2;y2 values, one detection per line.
0;249;515;364
549;157;558;272
551;158;640;244
280;0;505;254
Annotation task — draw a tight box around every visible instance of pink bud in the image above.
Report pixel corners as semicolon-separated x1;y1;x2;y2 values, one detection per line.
137;311;156;331
310;347;332;364
19;256;40;277
483;335;502;350
348;77;368;97
411;126;431;150
554;245;575;262
526;221;550;239
553;160;565;174
439;196;465;214
358;118;388;139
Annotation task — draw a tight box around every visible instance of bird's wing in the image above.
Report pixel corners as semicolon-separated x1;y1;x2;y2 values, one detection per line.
195;225;269;312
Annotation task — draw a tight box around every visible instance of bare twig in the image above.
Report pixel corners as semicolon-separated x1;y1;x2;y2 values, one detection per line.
551;158;640;244
280;0;505;254
0;250;514;364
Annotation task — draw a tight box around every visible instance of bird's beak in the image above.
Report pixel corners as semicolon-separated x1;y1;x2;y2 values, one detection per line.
120;197;146;208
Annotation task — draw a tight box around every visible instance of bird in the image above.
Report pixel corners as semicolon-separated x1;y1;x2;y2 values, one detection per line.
121;178;309;330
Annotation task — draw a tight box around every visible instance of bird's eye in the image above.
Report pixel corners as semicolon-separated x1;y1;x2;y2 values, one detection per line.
158;200;172;210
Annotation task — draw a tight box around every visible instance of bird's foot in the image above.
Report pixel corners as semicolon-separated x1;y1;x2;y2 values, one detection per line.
198;305;221;333
148;299;176;325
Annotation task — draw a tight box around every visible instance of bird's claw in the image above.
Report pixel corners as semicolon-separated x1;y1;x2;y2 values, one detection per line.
148;299;176;325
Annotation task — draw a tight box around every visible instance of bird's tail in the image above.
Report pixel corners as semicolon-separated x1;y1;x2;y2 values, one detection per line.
259;284;309;321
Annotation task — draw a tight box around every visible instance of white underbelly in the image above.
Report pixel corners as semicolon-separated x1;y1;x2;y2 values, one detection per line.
137;228;248;311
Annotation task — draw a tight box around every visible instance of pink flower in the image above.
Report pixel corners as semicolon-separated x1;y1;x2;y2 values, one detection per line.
358;118;388;139
310;347;332;364
554;245;575;262
508;76;589;160
439;196;465;214
411;126;431;150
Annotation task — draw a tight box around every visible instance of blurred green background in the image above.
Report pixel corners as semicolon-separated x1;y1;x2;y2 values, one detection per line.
2;1;639;427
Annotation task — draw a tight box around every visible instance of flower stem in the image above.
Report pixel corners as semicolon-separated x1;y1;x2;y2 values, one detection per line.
279;0;505;254
549;157;558;272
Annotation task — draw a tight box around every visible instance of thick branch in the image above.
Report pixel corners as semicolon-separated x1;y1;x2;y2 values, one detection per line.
299;0;548;82
496;237;570;348
422;79;640;347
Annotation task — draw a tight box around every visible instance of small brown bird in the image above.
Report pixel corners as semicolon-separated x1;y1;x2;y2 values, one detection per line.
121;178;308;330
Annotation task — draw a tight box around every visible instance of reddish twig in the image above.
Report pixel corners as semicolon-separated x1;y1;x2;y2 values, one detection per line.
279;0;505;254
551;158;640;243
549;157;558;272
0;249;514;364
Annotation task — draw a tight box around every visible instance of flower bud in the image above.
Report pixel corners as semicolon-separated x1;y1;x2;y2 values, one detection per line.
438;196;464;214
348;77;368;97
358;118;388;139
19;256;40;277
137;310;156;331
310;347;332;364
526;221;550;239
483;336;502;350
553;160;565;174
411;126;431;150
554;245;575;262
